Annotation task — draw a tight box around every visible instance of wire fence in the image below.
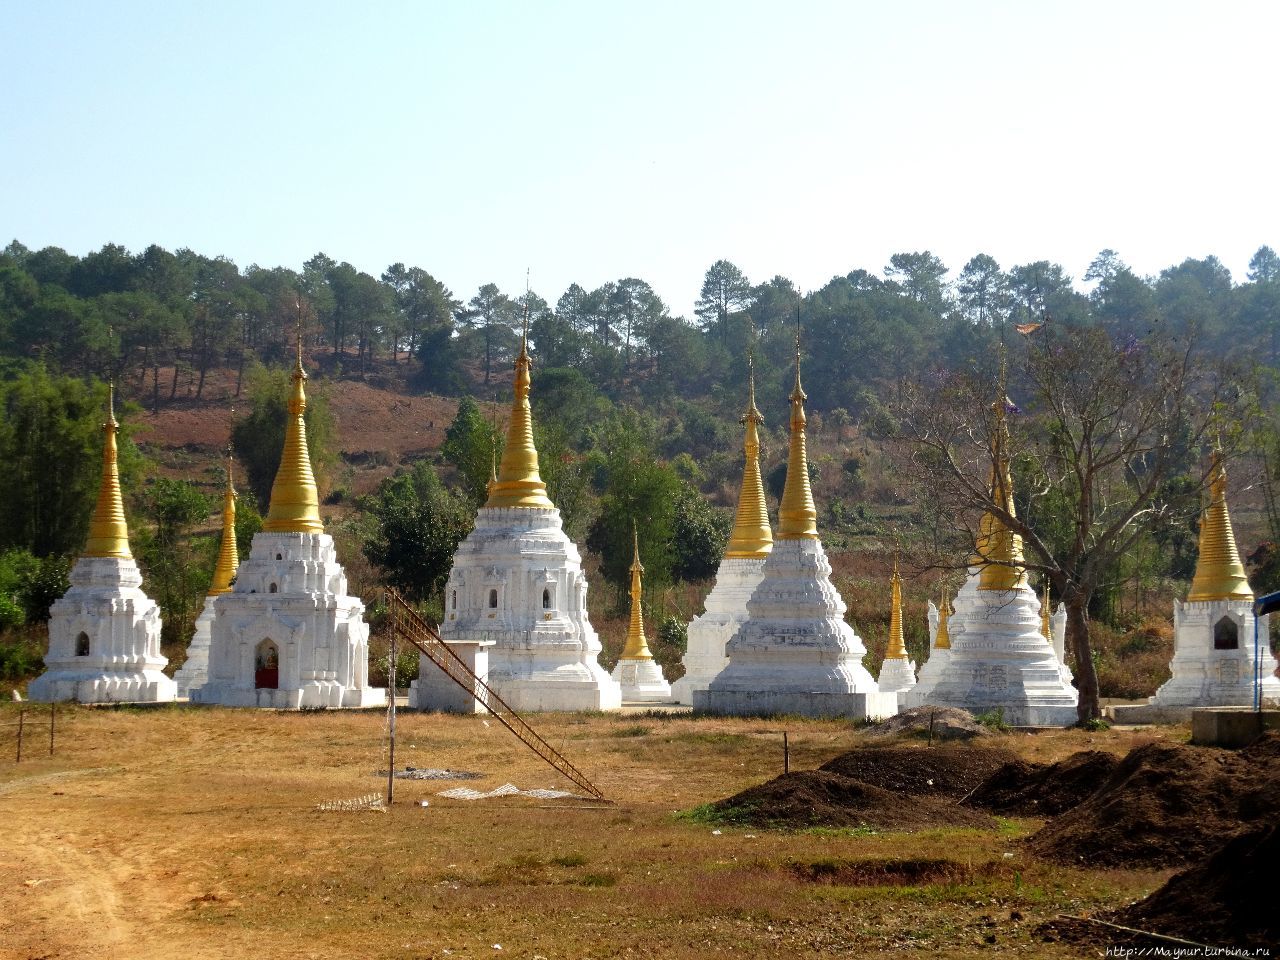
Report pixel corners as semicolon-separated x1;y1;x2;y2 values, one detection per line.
2;703;57;763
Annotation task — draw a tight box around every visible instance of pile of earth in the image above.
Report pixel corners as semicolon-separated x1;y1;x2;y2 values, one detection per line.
1014;732;1280;867
706;744;1017;831
1108;820;1280;949
864;705;996;741
963;750;1121;816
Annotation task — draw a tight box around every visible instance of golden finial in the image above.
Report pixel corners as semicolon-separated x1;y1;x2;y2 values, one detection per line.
975;361;1027;590
619;523;654;660
1187;450;1253;601
262;332;323;533
1040;581;1052;640
777;328;818;539
725;352;773;558
84;382;132;559
885;559;908;660
209;451;239;595
935;589;951;650
485;293;553;509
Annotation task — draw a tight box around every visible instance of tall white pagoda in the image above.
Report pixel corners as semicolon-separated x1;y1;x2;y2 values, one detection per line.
915;385;1078;726
1114;452;1280;721
29;388;175;704
672;360;772;705
610;529;672;702
193;343;384;709
174;454;239;697
410;327;620;712
696;343;896;719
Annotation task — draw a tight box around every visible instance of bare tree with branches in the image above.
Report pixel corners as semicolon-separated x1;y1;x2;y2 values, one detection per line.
888;324;1255;722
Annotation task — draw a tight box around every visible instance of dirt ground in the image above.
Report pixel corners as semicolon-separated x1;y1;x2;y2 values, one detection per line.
0;706;1179;960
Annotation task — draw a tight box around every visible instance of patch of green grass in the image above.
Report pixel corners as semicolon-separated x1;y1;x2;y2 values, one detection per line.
675;802;759;826
973;707;1011;731
667;731;749;746
610;724;651;738
550;853;588;868
577;872;617;887
800;825;881;838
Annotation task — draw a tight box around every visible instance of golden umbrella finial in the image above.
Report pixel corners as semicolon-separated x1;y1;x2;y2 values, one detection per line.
262;331;323;534
777;314;818;539
935;588;951;650
209;449;240;595
1187;449;1253;601
84;381;132;559
885;558;908;660
619;522;654;660
725;351;773;558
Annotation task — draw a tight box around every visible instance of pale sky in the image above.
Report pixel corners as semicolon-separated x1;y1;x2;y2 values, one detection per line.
2;1;1277;316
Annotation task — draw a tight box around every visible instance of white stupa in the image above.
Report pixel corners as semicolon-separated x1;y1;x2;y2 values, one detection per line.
610;529;672;702
1041;585;1074;686
174;454;239;698
905;592;954;706
410;328;620;713
1113;453;1280;722
29;388;175;704
915;389;1078;726
672;362;772;705
696;345;897;719
877;563;918;695
193;344;384;709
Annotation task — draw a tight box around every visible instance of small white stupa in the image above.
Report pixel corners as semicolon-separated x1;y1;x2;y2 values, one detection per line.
610;529;672;702
30;388;175;704
1114;453;1280;722
672;360;772;705
877;563;917;695
193;342;384;709
916;382;1078;726
906;591;954;706
410;324;620;713
696;342;897;719
174;453;239;698
1041;584;1074;686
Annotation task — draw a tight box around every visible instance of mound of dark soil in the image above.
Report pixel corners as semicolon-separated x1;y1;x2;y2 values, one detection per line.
1109;821;1280;949
1027;736;1280;867
965;750;1120;816
865;705;994;740
708;770;997;831
819;745;1018;799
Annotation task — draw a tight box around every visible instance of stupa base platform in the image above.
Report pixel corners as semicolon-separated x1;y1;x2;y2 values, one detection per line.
693;688;897;720
28;668;176;704
922;696;1079;727
877;658;917;696
192;681;386;710
1190;706;1280;748
612;658;672;702
485;678;621;712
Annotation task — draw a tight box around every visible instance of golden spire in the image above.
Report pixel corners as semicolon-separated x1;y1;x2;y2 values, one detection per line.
1040;581;1053;641
975;359;1027;590
885;560;908;660
619;526;654;660
485;306;553;509
209;453;239;595
935;590;952;650
777;335;818;539
1187;451;1253;601
725;355;774;558
84;383;132;559
263;333;323;533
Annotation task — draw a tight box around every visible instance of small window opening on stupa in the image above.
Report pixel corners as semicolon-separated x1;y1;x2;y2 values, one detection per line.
75;632;90;657
1213;616;1239;650
489;589;498;608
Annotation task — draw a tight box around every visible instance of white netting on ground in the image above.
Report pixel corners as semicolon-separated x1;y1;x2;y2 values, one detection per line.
373;767;485;781
317;793;387;812
436;783;584;801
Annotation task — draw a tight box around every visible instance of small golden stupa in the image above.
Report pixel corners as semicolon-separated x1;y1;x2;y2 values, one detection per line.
485;320;553;510
1186;451;1253;602
262;337;323;534
619;527;654;662
208;453;239;596
83;384;132;559
724;356;773;559
777;340;818;540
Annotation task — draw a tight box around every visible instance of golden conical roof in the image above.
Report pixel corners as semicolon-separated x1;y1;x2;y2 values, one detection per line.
1187;452;1253;602
619;527;654;661
485;325;553;509
935;590;951;650
1040;582;1053;641
83;384;132;559
975;387;1027;591
725;356;773;559
208;454;239;595
263;339;323;534
777;343;818;540
885;561;908;660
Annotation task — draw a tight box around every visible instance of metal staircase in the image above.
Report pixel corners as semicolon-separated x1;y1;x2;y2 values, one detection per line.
383;587;609;803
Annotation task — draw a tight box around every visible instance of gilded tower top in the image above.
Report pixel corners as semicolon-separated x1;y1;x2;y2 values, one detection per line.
975;367;1027;591
209;452;239;595
84;383;132;559
1186;451;1253;602
777;339;819;540
485;315;554;509
885;561;908;660
725;355;774;559
1040;582;1053;641
935;589;952;650
263;335;324;534
619;526;655;661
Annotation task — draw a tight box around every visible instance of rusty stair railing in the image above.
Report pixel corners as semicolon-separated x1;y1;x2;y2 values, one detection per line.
382;587;609;803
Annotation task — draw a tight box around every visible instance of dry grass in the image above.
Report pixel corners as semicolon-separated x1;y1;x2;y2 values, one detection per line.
0;704;1181;960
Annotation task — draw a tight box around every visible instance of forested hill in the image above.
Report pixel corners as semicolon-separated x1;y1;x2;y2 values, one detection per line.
3;240;1279;428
